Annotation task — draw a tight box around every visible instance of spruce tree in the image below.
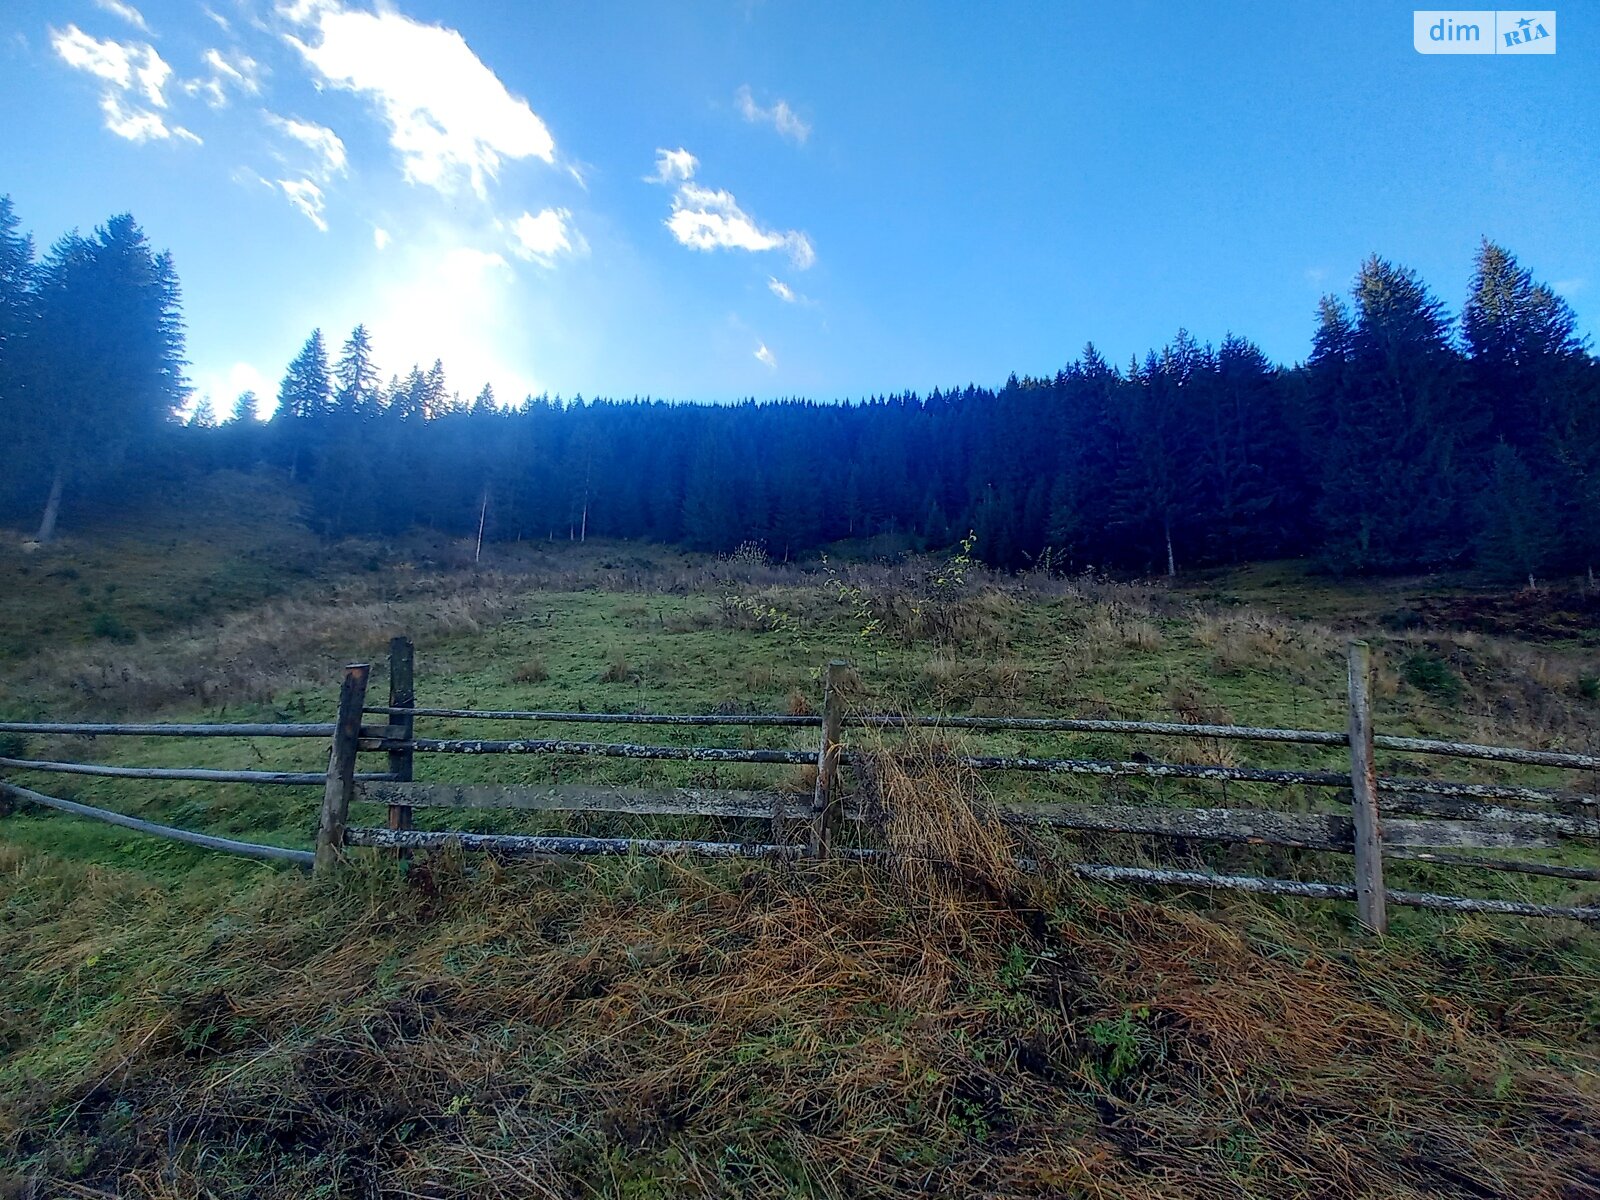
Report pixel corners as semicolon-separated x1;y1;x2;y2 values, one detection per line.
26;214;186;542
334;324;381;416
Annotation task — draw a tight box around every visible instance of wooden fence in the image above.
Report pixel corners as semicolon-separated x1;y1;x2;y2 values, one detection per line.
3;636;1599;933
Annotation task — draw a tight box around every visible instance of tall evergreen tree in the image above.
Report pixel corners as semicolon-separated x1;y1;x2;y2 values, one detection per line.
334;324;381;416
26;214;186;542
277;329;332;419
1316;257;1473;571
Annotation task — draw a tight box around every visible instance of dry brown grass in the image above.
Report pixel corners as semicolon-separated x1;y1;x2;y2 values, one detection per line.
1193;610;1328;675
598;648;634;684
2;840;1597;1199
511;656;550;684
4;572;528;716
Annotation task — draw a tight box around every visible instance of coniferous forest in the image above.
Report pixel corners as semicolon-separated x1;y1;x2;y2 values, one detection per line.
2;193;1597;581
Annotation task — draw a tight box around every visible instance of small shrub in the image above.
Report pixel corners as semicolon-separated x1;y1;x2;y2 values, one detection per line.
1382;608;1426;632
786;687;815;716
512;657;549;684
1577;675;1600;701
599;650;634;684
90;612;136;643
1401;652;1464;702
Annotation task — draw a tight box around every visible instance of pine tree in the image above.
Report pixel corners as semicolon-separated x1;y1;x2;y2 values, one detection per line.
1477;442;1558;585
26;214;186;542
334;324;381;416
277;330;331;419
1316;257;1473;571
0;196;38;509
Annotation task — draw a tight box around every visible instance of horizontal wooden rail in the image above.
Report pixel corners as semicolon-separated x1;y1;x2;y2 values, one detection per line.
362;709;1600;771
0;757;398;786
358;781;803;818
407;738;818;764
1007;801;1561;852
365;706;822;726
860;714;1348;743
0;721;336;738
341;825;1600;922
1062;862;1600;922
1372;735;1600;771
1381;848;1600;881
947;752;1598;807
1;782;314;866
1380;794;1598;836
347;827;808;858
955;754;1350;787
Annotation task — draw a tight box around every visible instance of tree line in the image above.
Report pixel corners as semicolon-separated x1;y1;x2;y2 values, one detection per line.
1;192;1596;580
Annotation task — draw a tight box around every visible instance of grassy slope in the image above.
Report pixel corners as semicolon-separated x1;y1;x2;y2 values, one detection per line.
1;488;1598;1197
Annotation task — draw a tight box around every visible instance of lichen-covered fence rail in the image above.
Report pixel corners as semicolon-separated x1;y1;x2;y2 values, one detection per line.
3;636;1597;931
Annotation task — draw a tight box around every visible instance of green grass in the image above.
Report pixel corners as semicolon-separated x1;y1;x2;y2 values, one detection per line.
2;495;1599;1196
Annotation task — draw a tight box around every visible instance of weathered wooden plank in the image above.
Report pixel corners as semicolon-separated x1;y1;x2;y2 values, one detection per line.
943;752;1596;807
1376;776;1596;808
1380;793;1600;836
1381;848;1600;881
0;781;314;867
1060;862;1600;922
0;756;394;786
1347;642;1387;932
345;827;808;858
408;738;817;765
809;659;848;858
858;714;1348;743
1372;735;1600;771
357;781;800;819
0;722;336;738
365;707;822;727
956;755;1350;788
337;825;1600;922
1000;802;1558;850
315;664;369;875
386;637;415;854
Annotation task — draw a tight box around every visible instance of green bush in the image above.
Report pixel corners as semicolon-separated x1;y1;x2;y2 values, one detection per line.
90;612;136;643
1402;652;1463;702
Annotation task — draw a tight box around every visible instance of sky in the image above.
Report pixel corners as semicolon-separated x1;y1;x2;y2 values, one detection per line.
1;1;1596;414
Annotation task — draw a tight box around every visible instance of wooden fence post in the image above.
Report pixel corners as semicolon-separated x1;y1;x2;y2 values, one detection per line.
1346;641;1387;933
315;663;370;875
808;659;848;858
386;637;415;856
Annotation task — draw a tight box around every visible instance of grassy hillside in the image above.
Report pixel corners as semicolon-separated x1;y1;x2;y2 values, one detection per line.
2;486;1598;1197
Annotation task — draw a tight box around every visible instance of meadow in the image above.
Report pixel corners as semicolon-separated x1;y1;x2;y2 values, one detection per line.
1;476;1598;1197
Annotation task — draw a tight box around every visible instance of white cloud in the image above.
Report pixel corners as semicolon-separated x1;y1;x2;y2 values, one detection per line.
53;25;202;144
185;47;261;107
768;277;797;303
93;0;150;33
99;93;200;143
53;25;170;106
266;113;347;176
649;146;698;183
509;207;586;266
650;151;815;269
282;1;557;197
754;342;776;369
1552;278;1586;298
735;85;810;143
374;227;391;250
202;6;231;32
277;177;328;231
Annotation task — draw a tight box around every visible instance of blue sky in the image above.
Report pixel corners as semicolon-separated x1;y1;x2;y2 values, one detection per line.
1;1;1596;413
